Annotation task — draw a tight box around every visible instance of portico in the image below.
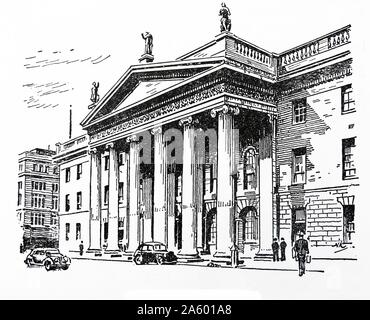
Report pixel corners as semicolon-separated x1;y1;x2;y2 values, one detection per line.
81;31;278;262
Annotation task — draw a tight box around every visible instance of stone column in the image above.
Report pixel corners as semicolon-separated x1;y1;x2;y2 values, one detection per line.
142;177;153;242
167;171;176;251
105;142;120;252
126;135;141;253
254;114;275;261
151;126;168;245
88;147;102;252
195;133;205;252
211;105;239;262
177;116;202;262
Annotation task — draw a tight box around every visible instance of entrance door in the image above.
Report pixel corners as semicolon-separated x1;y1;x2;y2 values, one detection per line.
203;208;216;253
343;205;355;243
291;207;306;244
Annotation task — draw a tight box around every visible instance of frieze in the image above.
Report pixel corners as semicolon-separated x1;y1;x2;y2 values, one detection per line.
90;83;226;142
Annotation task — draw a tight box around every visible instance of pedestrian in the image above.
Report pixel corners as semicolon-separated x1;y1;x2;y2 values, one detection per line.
79;241;84;256
272;238;279;262
293;231;310;276
280;238;287;261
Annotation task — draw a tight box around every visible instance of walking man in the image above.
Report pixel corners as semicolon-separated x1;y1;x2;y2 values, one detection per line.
272;238;279;262
293;231;309;276
280;238;287;261
79;241;84;256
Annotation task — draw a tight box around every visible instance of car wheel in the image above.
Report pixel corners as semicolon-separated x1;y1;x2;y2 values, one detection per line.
44;261;52;271
134;254;144;265
156;256;164;265
61;265;69;271
26;259;32;267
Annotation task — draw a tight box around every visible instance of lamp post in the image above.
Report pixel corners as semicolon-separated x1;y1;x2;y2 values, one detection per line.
230;171;239;267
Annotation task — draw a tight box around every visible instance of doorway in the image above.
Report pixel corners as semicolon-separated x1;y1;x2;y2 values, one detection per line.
291;207;306;245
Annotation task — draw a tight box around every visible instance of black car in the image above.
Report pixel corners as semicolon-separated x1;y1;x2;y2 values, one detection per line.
133;242;177;265
25;248;71;271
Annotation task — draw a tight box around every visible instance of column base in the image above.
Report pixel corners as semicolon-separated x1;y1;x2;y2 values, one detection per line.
104;249;122;258
254;248;273;261
177;251;203;263
86;249;103;257
211;251;231;264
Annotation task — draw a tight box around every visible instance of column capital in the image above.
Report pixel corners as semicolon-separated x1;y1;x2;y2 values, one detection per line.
210;105;240;118
267;113;278;123
106;142;115;149
88;147;99;155
150;126;162;136
126;134;140;143
179;116;199;127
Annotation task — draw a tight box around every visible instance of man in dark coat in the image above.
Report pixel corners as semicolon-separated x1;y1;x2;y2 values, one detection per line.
271;238;279;262
79;241;84;256
293;231;309;276
280;238;287;261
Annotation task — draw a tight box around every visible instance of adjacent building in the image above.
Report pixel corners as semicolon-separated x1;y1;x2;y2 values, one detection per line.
53;135;90;253
56;24;358;261
17;148;59;250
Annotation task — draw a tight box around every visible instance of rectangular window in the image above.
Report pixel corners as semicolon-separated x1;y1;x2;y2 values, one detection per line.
104;156;110;171
342;138;356;179
77;163;82;180
76;223;81;240
104;186;109;205
292;147;306;184
118;182;124;202
39;165;44;172
33;164;37;171
66;223;70;241
65;194;70;212
119;153;123;166
77;191;82;210
19;164;23;172
342;84;355;113
65;167;71;183
52;196;58;210
292;98;307;124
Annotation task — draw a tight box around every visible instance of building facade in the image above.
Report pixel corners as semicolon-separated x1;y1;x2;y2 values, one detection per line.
53;135;90;253
17;148;60;250
57;25;358;261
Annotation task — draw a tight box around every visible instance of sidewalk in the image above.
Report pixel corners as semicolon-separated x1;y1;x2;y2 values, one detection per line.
69;250;329;273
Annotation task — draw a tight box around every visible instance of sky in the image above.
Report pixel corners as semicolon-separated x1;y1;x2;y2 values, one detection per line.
1;0;370;299
1;0;367;151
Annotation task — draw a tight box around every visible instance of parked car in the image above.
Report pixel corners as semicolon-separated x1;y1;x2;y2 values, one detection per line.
25;248;71;271
133;242;177;265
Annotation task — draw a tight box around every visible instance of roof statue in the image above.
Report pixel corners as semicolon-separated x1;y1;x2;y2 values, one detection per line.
219;2;231;32
139;32;154;63
88;81;100;109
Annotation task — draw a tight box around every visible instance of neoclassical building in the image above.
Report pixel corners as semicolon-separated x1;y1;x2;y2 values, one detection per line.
56;24;357;261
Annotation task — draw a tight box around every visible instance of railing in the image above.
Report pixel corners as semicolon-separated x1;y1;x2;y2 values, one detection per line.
56;135;88;154
328;28;350;49
280;25;351;67
233;39;272;66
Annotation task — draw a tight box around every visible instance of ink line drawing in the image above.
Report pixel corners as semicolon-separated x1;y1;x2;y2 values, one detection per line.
16;2;358;278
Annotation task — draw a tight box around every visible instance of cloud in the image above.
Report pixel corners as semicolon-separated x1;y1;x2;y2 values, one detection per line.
23;82;74;109
24;49;111;69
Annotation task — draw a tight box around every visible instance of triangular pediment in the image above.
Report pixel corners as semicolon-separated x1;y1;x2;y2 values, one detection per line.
81;58;222;128
114;79;184;113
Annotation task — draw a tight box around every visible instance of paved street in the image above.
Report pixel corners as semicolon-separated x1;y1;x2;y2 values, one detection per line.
1;250;363;299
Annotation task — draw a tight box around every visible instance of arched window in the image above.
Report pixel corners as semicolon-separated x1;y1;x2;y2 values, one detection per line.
239;207;259;242
243;148;257;190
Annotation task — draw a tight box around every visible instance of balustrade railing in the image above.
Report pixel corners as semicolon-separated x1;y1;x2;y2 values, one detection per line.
280;25;351;67
233;39;271;66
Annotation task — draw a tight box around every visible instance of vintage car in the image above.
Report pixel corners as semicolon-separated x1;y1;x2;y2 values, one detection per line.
25;248;71;271
133;242;177;265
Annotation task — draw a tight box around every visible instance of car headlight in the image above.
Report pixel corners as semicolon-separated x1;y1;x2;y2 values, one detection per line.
53;258;59;263
63;256;69;262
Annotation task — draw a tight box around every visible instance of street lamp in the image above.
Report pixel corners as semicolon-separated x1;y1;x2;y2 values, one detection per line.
230;171;239;267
